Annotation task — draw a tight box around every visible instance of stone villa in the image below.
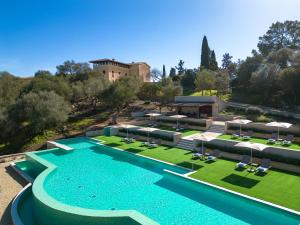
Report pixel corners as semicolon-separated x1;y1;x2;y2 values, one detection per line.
89;58;150;82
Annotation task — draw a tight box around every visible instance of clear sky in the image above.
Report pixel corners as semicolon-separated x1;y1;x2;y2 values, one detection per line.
1;0;300;76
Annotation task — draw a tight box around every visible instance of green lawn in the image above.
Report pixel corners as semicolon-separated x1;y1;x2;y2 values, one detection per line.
189;90;231;101
95;135;300;211
218;134;300;151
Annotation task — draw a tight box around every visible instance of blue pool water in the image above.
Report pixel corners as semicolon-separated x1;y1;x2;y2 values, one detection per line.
32;137;299;225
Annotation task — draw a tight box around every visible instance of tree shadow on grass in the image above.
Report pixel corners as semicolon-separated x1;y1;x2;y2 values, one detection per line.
176;161;203;170
222;174;260;188
125;148;144;154
105;143;122;147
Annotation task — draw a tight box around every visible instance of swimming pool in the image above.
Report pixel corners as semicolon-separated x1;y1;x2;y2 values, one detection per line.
14;137;300;225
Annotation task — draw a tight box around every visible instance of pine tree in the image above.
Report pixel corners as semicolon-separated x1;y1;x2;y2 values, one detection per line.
201;36;210;69
209;50;218;71
162;65;166;78
175;60;185;75
169;67;176;77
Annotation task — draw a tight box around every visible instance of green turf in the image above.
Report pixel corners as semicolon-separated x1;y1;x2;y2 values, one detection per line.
95;135;300;211
218;134;300;151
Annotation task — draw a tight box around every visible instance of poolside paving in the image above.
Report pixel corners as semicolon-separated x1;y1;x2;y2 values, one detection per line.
0;158;27;225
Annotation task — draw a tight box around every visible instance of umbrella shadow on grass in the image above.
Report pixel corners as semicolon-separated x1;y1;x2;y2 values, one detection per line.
221;174;260;188
176;161;203;170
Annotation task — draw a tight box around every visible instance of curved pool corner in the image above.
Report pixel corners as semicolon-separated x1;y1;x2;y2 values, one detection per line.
27;148;159;225
11;184;33;225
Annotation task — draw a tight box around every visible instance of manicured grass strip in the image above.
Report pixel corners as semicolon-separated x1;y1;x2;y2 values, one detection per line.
95;135;300;212
218;134;300;151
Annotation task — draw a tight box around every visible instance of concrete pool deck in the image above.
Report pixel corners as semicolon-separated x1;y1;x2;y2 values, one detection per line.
0;156;28;225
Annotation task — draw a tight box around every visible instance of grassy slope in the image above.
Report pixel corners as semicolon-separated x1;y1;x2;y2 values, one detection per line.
96;135;300;211
218;134;300;151
189;90;231;101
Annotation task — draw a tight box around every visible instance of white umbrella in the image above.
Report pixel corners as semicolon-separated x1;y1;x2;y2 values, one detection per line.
145;113;161;117
230;119;252;136
235;142;268;165
118;124;136;138
138;127;159;142
145;113;161;125
169;115;187;130
265;122;292;140
195;132;218;156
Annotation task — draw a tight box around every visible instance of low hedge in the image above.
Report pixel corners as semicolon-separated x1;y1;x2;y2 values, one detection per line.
227;124;300;137
197;141;300;166
157;117;206;127
119;128;174;142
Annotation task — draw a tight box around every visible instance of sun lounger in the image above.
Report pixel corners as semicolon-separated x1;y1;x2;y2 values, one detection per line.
129;138;135;143
142;141;150;146
207;150;221;161
268;133;278;144
236;155;251;168
193;147;205;159
149;141;157;147
193;152;203;158
242;131;253;140
283;134;294;146
232;132;240;138
256;158;271;173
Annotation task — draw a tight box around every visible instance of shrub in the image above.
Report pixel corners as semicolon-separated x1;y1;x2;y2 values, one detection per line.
255;115;272;122
246;106;263;115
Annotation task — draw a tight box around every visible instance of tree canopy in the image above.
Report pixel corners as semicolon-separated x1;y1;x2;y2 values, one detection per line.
258;20;300;56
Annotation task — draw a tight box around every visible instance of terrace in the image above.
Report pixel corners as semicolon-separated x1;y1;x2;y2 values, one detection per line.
95;135;300;212
218;134;300;151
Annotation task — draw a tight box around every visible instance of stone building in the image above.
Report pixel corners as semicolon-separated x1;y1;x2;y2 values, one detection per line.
167;96;227;118
89;58;150;82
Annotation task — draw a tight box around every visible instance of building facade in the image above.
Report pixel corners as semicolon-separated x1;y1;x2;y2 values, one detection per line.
89;58;150;82
167;96;227;118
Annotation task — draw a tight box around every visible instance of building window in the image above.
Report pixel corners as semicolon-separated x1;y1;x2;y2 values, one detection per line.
103;70;105;74
125;73;127;76
119;72;121;75
112;71;114;78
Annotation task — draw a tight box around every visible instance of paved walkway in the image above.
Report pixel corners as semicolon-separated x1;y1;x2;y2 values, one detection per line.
0;157;27;225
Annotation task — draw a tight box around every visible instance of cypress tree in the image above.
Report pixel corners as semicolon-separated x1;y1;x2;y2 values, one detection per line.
162;65;166;78
209;50;218;71
201;36;210;69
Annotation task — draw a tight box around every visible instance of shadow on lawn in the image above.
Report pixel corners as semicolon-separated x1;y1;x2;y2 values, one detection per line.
176;161;203;170
222;174;260;188
125;148;144;154
105;143;122;147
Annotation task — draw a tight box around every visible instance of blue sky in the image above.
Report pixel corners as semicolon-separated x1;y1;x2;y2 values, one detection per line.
1;0;300;76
